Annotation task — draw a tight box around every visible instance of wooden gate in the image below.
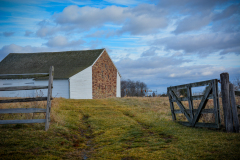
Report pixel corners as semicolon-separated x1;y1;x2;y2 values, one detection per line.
167;79;221;128
0;66;54;131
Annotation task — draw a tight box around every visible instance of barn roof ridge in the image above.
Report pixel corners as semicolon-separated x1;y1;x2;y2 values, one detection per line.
8;48;105;55
0;48;105;79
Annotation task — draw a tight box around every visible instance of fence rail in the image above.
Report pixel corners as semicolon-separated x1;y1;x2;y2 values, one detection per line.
167;73;239;133
0;66;54;131
167;79;221;129
0;73;49;79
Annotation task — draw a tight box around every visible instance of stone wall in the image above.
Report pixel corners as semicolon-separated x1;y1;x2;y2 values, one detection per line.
92;50;117;99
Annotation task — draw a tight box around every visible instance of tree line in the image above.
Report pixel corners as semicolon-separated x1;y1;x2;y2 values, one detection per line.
121;79;147;97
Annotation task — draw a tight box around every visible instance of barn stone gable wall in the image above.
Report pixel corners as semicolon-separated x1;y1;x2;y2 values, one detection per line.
92;51;117;99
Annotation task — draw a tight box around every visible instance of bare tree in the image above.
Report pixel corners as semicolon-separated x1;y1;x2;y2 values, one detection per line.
121;79;147;97
233;77;240;91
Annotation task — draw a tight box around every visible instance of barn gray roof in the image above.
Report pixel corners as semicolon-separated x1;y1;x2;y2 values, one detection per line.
0;49;104;79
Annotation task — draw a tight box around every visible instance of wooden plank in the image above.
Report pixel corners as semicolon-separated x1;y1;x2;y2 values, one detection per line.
235;91;240;96
169;89;192;122
220;72;233;132
0;119;46;124
178;121;218;128
0;73;49;79
167;88;176;121
230;83;239;132
0;97;51;103
186;85;194;119
168;79;213;90
45;66;54;131
212;79;221;128
174;109;214;114
0;85;49;91
191;84;212;127
170;94;213;102
0;108;46;114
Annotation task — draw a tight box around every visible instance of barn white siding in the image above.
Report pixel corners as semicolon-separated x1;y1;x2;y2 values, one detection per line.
0;79;35;97
69;66;92;99
0;79;69;98
34;80;69;99
116;72;121;97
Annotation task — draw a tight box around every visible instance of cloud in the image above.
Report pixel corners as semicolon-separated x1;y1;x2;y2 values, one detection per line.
161;0;239;34
50;4;167;36
141;47;159;57
115;54;240;92
153;32;240;56
213;4;240;21
2;32;15;37
53;5;127;29
173;15;212;34
116;55;191;71
36;26;57;37
44;36;85;47
24;30;33;36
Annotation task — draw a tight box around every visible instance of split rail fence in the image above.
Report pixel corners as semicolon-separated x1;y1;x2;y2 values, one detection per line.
167;72;239;133
0;66;54;131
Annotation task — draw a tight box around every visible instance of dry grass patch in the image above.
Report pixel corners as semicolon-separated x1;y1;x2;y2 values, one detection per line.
0;97;240;160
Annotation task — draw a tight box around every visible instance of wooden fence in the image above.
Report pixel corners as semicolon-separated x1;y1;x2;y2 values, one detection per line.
167;79;221;128
167;72;240;133
220;73;239;133
0;66;54;131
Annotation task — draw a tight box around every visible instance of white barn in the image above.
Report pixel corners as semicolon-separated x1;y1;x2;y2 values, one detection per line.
0;48;121;99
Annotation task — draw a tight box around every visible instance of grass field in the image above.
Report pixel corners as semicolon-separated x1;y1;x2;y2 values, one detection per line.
0;97;240;160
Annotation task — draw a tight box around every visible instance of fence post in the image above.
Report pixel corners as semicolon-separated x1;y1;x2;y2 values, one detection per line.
220;72;233;132
229;83;239;133
45;66;54;131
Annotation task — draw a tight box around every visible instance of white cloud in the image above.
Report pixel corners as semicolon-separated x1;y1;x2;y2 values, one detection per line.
44;36;85;47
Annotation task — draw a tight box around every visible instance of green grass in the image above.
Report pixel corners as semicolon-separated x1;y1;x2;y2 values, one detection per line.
0;97;240;160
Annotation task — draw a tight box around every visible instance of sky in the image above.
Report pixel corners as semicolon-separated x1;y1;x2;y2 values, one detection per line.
0;0;240;94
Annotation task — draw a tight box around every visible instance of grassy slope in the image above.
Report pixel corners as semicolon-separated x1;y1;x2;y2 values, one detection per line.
0;97;240;160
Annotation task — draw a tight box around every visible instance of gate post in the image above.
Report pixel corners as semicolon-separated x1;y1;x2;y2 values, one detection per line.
220;72;233;132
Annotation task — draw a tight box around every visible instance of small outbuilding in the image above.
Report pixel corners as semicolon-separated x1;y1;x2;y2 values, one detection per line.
0;48;121;99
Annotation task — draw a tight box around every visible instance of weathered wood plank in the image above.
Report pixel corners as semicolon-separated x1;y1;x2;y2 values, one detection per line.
167;79;213;90
0;73;49;79
0;97;52;103
178;121;218;128
220;72;233;132
0;108;46;114
191;84;212;127
174;109;214;114
169;89;192;122
186;85;194;119
170;94;213;102
45;66;54;131
229;83;239;133
0;85;49;91
235;91;240;96
0;119;46;124
167;88;176;121
212;79;221;128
